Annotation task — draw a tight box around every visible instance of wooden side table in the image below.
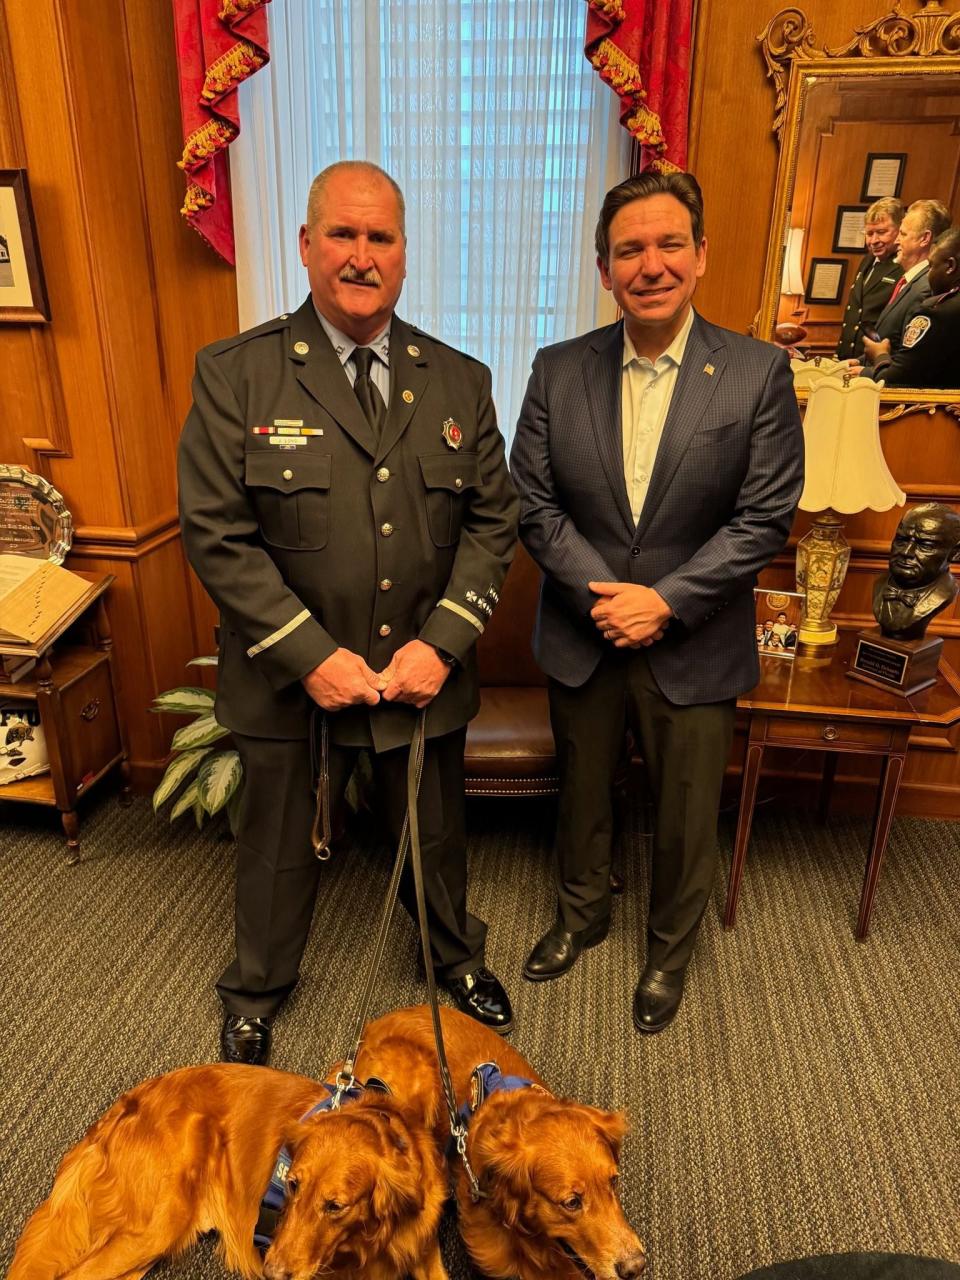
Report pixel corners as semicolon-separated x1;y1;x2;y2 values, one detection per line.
0;578;130;861
726;632;960;940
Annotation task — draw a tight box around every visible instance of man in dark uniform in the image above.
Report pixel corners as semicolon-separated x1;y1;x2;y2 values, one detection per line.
865;226;960;390
835;198;903;361
178;161;519;1065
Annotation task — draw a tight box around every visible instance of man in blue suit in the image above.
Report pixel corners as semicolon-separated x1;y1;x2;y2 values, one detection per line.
510;172;804;1033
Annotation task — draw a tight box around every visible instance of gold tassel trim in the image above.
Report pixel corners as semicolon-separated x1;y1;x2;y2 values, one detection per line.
178;117;238;170
590;38;669;150
201;40;266;103
219;0;267;18
624;101;666;147
586;0;625;19
181;182;214;218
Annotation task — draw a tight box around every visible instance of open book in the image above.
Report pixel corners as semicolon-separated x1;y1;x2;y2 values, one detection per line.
0;554;97;649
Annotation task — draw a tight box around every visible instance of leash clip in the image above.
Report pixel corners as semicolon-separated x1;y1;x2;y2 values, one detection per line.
331;1066;356;1110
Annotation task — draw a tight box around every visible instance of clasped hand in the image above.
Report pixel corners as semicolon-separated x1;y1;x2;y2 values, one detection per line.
589;581;672;648
302;639;450;711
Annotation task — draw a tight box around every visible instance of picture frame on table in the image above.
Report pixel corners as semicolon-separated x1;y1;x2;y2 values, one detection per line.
754;588;804;661
0;169;50;324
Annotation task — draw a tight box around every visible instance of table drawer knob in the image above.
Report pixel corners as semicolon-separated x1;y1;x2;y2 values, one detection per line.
821;725;839;741
80;699;101;722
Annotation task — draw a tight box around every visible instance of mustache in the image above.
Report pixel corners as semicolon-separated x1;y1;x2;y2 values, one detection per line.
339;265;381;287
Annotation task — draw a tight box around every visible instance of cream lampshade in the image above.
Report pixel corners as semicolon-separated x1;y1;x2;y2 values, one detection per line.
796;375;905;646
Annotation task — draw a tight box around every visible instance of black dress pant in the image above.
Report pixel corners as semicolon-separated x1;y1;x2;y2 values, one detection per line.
217;726;486;1017
548;648;735;973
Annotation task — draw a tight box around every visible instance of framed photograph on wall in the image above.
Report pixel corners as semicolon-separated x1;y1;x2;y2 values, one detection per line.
0;169;50;324
832;205;869;253
804;257;847;306
861;153;906;202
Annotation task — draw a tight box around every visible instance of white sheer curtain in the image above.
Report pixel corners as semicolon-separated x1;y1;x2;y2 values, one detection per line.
231;0;630;439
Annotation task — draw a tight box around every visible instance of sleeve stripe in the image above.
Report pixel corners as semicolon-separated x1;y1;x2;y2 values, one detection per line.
438;599;485;633
247;609;312;657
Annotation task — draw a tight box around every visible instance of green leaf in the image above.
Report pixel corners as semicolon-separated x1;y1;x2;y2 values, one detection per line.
170;714;230;752
152;748;212;811
151;687;216;715
196;751;242;815
187;655;219;667
170;778;200;822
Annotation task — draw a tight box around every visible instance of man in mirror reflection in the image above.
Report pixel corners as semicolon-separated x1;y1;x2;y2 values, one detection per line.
835;197;903;361
861;226;960;390
860;198;951;372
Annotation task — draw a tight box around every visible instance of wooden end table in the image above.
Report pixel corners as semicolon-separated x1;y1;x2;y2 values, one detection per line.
726;631;960;940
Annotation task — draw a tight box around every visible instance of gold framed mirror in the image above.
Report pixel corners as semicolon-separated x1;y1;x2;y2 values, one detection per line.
756;2;960;408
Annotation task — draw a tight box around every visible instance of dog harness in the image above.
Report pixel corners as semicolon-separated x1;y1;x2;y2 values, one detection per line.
253;1076;391;1255
447;1061;539;1161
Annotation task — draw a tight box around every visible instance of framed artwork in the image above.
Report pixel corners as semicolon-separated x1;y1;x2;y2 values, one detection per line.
0;169;50;324
860;152;906;202
804;257;847;306
754;589;804;661
832;205;869;253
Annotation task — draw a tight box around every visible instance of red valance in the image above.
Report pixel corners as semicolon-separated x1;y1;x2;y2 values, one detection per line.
172;0;271;264
585;0;693;173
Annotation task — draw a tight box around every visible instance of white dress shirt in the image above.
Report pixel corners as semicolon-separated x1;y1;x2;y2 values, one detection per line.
316;309;392;406
621;307;694;525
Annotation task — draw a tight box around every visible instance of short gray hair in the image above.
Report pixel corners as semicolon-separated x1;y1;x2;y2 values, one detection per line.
305;162;406;234
906;198;951;243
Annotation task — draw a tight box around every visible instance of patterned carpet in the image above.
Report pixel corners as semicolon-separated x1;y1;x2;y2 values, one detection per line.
1;786;959;1279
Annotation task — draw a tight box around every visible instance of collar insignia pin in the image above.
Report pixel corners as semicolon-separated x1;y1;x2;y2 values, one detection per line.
442;418;463;450
407;344;420;357
402;389;415;404
293;341;309;356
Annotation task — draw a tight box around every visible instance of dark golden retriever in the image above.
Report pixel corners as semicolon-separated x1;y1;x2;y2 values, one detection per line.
350;1006;647;1280
9;1061;448;1280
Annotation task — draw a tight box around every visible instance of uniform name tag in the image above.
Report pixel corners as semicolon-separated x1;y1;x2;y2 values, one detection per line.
269;435;307;447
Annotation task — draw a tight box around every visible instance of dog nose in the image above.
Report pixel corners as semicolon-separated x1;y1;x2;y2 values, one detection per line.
616;1251;647;1277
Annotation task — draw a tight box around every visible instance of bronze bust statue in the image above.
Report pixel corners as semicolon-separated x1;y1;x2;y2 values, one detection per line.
873;503;960;640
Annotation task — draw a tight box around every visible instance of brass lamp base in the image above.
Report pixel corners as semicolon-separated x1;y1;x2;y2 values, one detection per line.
796;510;850;646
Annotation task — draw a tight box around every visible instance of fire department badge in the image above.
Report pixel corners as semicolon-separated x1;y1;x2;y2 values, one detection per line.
441;418;463;450
902;315;931;349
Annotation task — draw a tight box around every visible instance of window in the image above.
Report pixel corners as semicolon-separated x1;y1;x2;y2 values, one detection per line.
232;0;629;439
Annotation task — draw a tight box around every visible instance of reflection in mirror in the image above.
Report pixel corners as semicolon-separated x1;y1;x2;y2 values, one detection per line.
757;4;960;400
781;75;958;388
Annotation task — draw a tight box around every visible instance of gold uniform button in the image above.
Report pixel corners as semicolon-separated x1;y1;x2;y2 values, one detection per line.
402;389;414;403
381;522;394;536
376;467;390;482
454;477;463;489
294;341;310;355
379;624;392;637
379;578;393;591
282;468;294;480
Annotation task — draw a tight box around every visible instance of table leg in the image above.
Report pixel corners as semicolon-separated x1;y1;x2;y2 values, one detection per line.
724;719;765;929
856;729;909;941
62;809;81;865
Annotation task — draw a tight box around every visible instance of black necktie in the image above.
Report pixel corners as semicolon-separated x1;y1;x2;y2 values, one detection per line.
352;347;387;436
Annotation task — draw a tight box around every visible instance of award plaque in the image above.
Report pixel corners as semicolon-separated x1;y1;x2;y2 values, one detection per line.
848;629;942;698
0;465;73;563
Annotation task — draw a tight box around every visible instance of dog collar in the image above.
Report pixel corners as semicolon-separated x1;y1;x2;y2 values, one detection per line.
254;1076;391;1255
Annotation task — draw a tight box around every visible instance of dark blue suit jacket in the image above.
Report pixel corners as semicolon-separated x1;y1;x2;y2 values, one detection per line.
509;312;804;704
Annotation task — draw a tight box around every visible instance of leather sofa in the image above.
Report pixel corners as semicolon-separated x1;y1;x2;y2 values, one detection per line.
464;544;558;796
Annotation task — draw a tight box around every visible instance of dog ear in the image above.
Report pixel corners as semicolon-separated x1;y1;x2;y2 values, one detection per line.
369;1112;423;1222
469;1109;533;1226
587;1107;628;1161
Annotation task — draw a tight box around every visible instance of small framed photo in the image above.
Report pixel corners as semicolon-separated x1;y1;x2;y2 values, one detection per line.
754;588;804;661
0;169;50;324
861;152;906;202
804;257;847;306
832;205;869;254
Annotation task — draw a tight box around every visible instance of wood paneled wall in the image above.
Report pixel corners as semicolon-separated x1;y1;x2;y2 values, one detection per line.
690;0;960;817
0;0;234;788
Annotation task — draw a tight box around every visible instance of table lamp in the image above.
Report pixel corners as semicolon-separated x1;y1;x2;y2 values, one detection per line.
775;226;807;348
796;375;905;646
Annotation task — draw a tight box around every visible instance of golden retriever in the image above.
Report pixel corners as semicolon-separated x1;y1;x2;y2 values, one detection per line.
350;1005;647;1280
9;1062;447;1280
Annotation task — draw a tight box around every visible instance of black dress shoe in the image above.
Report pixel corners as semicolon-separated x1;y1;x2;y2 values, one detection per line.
632;967;686;1035
523;914;610;982
443;967;513;1035
220;1013;274;1065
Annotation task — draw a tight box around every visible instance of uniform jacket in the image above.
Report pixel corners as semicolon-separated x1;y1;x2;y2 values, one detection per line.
835;254;902;360
509;313;804;705
870;264;931;358
178;299;518;749
870;286;960;389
